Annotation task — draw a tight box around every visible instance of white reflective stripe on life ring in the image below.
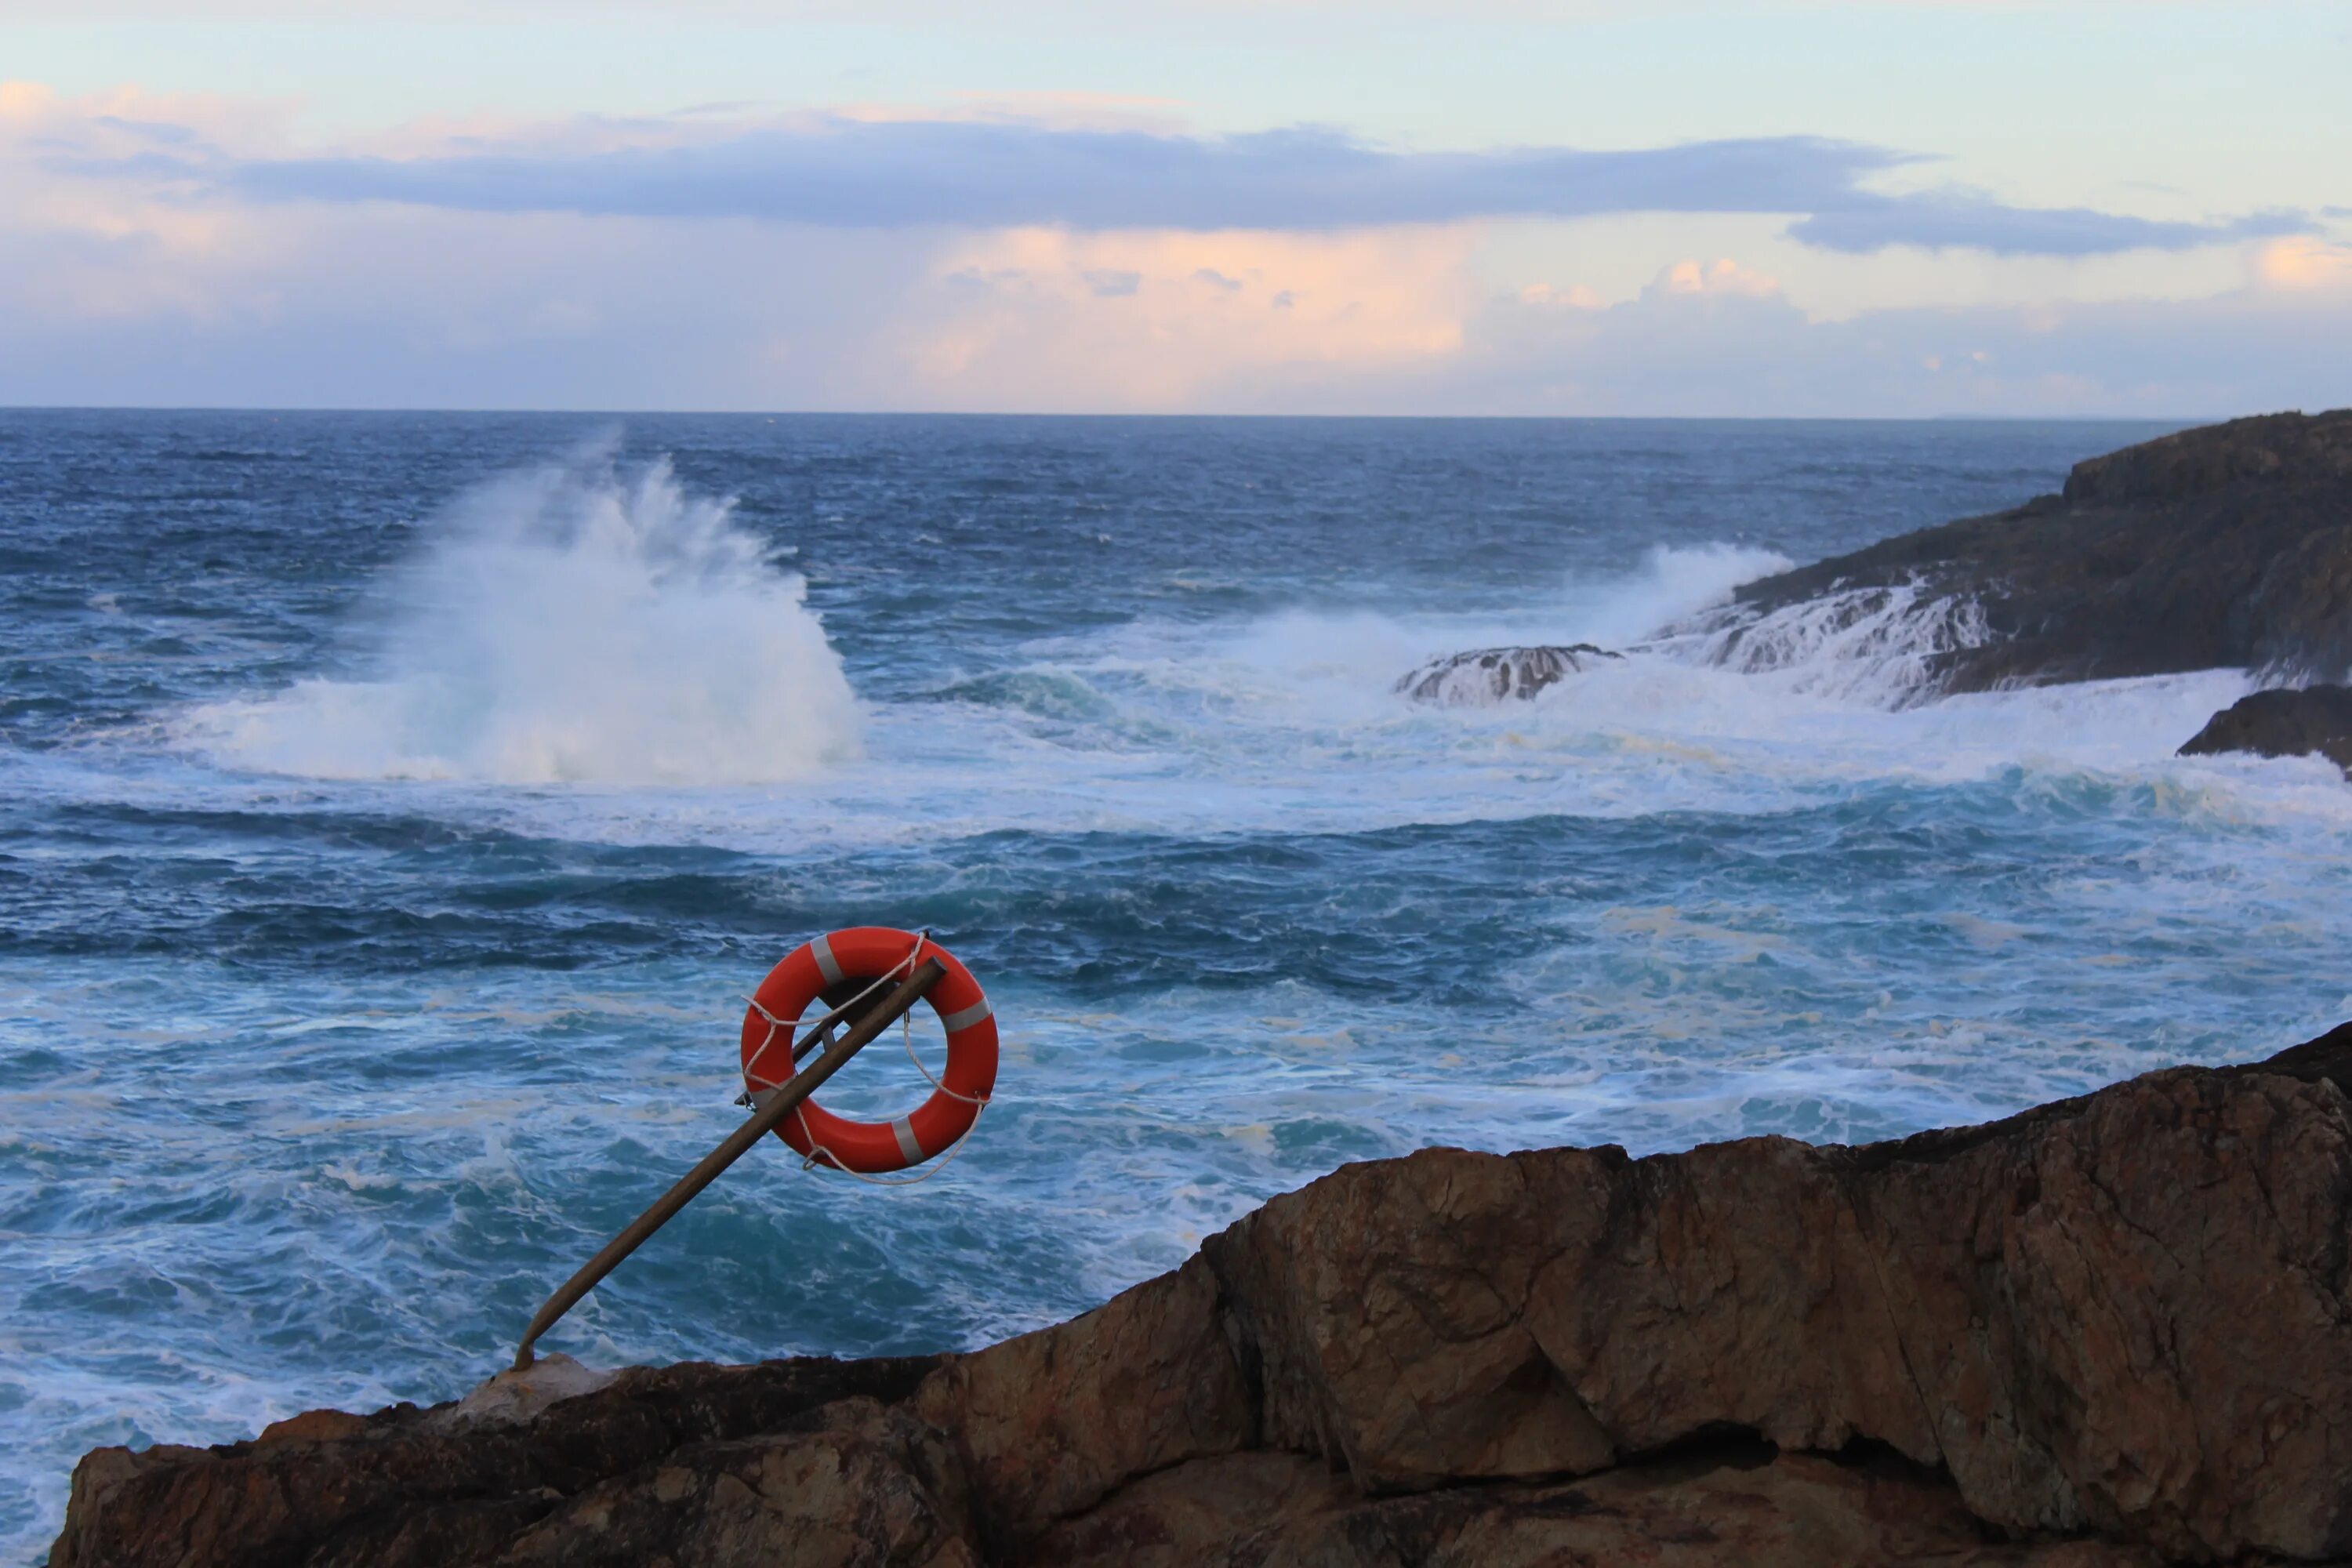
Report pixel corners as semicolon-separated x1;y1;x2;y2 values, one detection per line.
940;996;993;1033
891;1115;924;1164
811;933;845;985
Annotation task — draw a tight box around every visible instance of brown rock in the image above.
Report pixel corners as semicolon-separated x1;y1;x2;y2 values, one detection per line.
489;1397;978;1568
1203;1140;1623;1488
1018;1450;1356;1566
256;1409;375;1446
50;1024;2352;1566
49;1355;943;1568
1028;1443;2166;1568
1191;1050;2352;1560
910;1252;1255;1548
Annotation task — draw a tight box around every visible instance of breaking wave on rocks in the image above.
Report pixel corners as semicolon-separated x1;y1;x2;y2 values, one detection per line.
1650;579;1997;707
1395;546;2002;713
180;448;862;785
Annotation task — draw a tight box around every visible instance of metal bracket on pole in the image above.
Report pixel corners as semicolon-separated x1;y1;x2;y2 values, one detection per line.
513;956;948;1370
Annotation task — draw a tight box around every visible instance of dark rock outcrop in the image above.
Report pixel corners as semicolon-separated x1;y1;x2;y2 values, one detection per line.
53;1022;2352;1567
1713;409;2352;693
2179;684;2352;775
1395;644;1621;705
49;1356;947;1568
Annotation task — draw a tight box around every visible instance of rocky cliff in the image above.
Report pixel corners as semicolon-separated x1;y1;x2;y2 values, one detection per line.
52;1022;2352;1567
1715;409;2352;693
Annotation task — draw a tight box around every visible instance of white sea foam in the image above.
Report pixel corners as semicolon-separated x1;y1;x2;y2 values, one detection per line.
783;580;2296;855
123;517;2349;854
1578;543;1799;648
1381;549;1991;712
181;448;860;785
1652;579;1995;706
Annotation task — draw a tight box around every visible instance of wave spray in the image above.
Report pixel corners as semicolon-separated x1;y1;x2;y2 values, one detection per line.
190;446;861;784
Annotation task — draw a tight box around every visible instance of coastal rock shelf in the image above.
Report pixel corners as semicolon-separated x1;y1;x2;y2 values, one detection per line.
1714;408;2352;693
53;1024;2352;1567
1399;410;2352;724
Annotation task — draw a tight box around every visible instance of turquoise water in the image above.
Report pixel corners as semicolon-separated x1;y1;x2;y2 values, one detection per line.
4;412;2347;1561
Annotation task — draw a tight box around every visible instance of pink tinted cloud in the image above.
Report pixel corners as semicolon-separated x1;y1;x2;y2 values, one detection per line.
895;226;1479;408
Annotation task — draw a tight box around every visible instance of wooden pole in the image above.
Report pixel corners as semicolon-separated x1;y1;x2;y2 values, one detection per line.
513;957;947;1370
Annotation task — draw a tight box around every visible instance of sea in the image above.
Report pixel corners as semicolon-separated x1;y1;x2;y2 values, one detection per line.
5;411;2349;1560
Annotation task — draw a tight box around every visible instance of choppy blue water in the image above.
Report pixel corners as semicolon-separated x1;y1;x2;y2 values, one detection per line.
5;411;2350;1560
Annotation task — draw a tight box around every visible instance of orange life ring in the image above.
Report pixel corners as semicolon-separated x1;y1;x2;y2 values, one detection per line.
739;927;998;1174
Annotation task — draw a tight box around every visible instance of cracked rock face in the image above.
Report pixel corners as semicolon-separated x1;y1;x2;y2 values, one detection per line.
52;1025;2352;1567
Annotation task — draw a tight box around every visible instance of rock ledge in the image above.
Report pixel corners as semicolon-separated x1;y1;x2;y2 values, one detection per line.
1719;408;2352;693
53;1023;2352;1567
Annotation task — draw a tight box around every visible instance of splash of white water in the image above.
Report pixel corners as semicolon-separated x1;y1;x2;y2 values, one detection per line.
185;450;861;784
1382;540;2002;712
1653;580;1996;706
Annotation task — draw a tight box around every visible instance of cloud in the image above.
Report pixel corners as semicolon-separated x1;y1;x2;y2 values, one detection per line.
1645;256;1782;299
1518;281;1602;310
1439;256;2352;417
29;93;2310;260
0;82;295;324
886;243;2352;416
2253;235;2352;292
893;226;1476;408
5;195;2347;416
4;81;2346;416
1789;194;2306;258
207;124;1909;232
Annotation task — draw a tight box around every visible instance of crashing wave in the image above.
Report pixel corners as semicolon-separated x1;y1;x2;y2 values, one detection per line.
1395;644;1624;706
1398;578;1994;713
1651;580;1994;706
182;448;862;784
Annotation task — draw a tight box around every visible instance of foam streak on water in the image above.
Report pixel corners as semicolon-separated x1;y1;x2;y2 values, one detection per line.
3;412;2349;1563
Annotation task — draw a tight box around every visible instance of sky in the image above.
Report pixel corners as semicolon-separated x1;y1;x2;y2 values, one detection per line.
2;0;2347;416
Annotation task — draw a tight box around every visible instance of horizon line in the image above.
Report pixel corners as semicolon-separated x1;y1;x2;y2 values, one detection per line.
0;403;2235;424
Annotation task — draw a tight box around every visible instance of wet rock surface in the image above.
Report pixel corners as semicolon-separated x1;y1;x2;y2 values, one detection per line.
53;1023;2352;1566
1716;409;2352;692
1394;644;1622;705
2179;684;2352;775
